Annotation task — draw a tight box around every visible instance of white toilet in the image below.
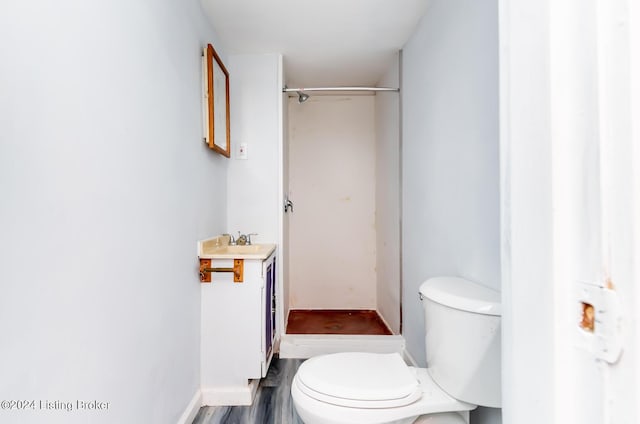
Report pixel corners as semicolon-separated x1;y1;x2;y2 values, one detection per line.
291;277;501;424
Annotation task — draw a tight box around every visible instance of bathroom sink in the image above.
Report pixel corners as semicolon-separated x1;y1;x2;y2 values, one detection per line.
211;245;262;254
198;237;276;260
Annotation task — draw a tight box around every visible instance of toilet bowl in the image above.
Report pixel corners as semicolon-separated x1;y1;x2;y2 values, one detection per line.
291;277;501;424
291;352;474;424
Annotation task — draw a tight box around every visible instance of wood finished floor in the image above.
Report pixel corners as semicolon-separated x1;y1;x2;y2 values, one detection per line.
192;357;304;424
286;309;393;335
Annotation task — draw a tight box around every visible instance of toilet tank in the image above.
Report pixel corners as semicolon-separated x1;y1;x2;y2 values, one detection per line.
419;277;501;408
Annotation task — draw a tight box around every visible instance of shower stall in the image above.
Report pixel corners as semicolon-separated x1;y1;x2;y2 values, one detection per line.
279;77;401;345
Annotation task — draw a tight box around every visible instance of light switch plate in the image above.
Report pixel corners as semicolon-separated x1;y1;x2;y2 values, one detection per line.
238;142;248;160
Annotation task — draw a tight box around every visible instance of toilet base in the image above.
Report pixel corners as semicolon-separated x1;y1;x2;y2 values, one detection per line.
292;367;474;424
413;411;468;424
293;407;467;424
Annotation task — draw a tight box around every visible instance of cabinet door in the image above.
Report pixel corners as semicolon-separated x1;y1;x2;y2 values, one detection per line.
265;258;274;358
271;257;276;342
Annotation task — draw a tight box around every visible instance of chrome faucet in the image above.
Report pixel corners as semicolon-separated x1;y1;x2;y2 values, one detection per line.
222;233;236;246
235;232;258;246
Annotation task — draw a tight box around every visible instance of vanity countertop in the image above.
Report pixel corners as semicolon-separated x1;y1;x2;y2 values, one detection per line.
198;236;276;260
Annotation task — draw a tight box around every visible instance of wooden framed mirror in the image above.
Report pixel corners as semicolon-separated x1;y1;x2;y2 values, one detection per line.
203;43;230;157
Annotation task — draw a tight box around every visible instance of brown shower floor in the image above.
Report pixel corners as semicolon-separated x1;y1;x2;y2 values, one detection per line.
286;309;393;335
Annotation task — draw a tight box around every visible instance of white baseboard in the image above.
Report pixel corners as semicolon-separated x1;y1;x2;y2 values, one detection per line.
279;334;405;358
201;379;260;406
402;347;419;367
176;390;202;424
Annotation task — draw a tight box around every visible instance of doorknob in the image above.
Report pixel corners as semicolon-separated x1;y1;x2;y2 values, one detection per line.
284;199;294;213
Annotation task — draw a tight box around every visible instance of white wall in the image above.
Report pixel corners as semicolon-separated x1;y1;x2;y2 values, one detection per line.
0;1;225;423
288;96;377;309
402;0;500;362
226;54;282;244
375;57;401;334
226;54;285;342
402;0;500;422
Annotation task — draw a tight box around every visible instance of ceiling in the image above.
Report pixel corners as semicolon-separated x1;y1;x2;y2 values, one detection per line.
200;0;429;88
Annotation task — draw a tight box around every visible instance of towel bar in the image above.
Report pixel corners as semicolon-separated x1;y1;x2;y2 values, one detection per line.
199;258;244;283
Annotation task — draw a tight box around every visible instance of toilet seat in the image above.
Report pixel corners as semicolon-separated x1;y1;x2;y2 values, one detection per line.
295;352;422;408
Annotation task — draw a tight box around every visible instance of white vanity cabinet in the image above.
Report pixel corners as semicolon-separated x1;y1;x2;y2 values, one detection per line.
198;240;277;406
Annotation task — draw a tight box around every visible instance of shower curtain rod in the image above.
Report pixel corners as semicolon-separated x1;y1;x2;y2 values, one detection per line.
283;86;399;93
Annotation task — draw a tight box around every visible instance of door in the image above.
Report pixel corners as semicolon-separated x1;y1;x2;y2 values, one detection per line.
500;0;640;422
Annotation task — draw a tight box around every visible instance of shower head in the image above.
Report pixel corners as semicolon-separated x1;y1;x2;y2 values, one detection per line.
297;91;310;103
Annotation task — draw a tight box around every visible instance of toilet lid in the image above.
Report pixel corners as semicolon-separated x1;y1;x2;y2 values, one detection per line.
419;277;501;316
296;352;421;408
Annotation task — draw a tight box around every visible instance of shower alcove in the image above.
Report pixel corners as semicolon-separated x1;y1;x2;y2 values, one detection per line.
279;78;402;357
